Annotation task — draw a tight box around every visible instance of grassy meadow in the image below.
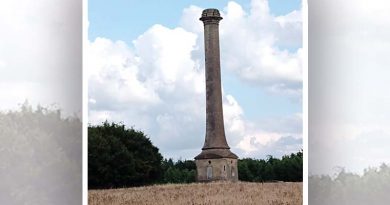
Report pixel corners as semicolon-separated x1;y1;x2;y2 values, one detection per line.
89;181;302;205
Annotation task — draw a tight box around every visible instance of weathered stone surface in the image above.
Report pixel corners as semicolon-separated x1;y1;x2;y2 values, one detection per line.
195;8;238;182
194;148;238;160
195;158;238;182
199;9;223;24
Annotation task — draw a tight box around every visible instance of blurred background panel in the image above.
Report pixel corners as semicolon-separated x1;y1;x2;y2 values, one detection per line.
0;0;82;204
309;0;390;204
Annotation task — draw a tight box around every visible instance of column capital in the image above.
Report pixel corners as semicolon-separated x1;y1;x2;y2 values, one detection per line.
200;8;223;24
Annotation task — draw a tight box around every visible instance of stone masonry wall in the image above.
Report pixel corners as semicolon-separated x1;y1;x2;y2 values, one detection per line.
195;158;238;182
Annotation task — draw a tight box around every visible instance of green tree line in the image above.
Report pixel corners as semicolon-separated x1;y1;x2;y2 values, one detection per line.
88;122;303;189
238;152;303;182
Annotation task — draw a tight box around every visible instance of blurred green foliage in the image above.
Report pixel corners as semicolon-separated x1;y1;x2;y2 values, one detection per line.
309;164;390;205
0;102;82;205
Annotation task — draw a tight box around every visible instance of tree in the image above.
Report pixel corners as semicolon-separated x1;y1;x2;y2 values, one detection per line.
161;159;196;183
238;151;303;182
88;122;163;188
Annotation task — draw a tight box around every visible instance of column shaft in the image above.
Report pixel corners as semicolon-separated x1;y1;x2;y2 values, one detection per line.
203;21;229;150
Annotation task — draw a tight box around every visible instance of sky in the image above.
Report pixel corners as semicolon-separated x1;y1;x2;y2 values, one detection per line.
309;0;390;175
88;0;302;160
0;0;82;117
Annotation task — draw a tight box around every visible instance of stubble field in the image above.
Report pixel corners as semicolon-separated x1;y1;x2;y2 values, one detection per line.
89;181;302;205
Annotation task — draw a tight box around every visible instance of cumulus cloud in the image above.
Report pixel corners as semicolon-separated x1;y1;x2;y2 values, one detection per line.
223;94;301;156
87;26;206;158
221;1;302;95
88;0;302;159
179;1;302;98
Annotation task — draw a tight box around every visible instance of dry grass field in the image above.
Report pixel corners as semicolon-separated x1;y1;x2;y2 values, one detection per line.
89;181;302;205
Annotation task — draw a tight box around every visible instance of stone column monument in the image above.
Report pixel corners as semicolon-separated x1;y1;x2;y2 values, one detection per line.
195;8;238;182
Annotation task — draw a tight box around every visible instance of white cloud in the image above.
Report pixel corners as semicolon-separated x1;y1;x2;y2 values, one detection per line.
179;1;303;98
87;38;161;109
88;0;302;159
275;10;302;28
179;5;204;34
87;26;206;157
223;94;301;154
219;1;302;95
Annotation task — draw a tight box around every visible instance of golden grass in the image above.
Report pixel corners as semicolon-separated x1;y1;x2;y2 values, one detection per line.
89;181;302;205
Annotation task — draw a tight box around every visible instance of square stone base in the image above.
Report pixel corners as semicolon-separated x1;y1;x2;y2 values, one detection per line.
195;158;238;182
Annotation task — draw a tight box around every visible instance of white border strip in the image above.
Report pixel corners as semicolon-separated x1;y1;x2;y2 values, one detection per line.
82;0;88;203
302;0;308;205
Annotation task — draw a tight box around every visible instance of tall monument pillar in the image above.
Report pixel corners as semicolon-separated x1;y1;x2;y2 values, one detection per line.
195;8;238;182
